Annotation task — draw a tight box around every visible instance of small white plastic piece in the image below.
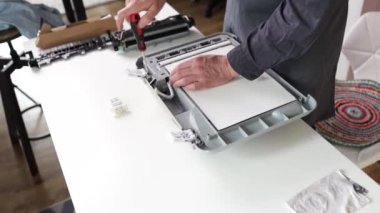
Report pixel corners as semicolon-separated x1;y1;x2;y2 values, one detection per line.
127;68;147;77
110;97;128;118
172;129;197;142
171;129;202;149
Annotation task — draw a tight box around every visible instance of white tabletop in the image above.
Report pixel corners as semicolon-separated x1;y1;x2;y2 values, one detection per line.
16;4;380;213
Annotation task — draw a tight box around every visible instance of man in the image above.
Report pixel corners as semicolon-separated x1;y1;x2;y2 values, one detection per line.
116;0;348;126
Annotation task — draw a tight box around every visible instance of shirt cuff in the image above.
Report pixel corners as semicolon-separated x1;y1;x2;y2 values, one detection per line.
227;45;264;80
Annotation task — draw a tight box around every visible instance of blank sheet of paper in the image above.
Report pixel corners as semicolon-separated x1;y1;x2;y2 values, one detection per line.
164;45;296;130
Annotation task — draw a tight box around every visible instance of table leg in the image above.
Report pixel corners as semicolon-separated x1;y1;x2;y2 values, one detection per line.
73;0;87;21
205;0;225;17
62;0;76;23
0;72;39;176
0;74;19;145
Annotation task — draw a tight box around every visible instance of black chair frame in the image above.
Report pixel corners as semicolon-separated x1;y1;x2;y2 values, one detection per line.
0;40;50;176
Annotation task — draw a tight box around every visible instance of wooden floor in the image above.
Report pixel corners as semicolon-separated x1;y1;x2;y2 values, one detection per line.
364;163;380;183
0;1;378;213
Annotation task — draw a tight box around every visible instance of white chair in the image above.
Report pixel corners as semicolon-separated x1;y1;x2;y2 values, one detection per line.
333;12;380;169
342;12;380;82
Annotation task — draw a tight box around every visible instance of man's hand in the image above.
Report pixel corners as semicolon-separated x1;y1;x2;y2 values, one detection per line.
116;0;166;30
169;55;239;90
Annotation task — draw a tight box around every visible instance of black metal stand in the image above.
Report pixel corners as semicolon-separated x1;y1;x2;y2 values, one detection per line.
62;0;87;23
0;41;40;176
205;0;226;18
13;85;51;141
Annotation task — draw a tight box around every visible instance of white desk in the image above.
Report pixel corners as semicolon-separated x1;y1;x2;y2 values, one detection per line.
17;4;380;213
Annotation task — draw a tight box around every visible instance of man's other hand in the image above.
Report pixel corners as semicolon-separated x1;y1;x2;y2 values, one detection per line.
116;0;166;30
169;55;239;90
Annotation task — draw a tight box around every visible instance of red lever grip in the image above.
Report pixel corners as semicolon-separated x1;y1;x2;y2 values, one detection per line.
129;13;146;51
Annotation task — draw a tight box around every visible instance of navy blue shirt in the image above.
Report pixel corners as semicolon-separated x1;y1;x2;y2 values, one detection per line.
224;0;348;125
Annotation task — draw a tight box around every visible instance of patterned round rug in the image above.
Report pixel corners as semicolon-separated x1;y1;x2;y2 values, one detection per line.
315;79;380;148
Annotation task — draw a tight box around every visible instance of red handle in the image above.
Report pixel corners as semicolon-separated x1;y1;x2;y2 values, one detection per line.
129;13;146;51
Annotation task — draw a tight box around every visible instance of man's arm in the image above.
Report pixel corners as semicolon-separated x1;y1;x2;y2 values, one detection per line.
228;0;342;80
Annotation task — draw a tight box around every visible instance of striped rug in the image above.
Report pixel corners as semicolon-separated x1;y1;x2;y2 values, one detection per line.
315;79;380;148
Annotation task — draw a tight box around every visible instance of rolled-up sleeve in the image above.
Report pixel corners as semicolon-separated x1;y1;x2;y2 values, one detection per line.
227;0;338;80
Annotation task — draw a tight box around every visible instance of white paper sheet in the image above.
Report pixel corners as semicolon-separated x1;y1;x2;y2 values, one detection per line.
164;45;296;130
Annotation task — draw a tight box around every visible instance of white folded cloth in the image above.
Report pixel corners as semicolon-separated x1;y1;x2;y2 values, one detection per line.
287;170;371;213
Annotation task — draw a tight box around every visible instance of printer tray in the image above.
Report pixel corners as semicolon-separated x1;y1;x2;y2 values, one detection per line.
142;33;317;151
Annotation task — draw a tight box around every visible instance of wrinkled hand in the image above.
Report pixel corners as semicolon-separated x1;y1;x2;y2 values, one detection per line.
169;55;239;90
116;0;166;30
